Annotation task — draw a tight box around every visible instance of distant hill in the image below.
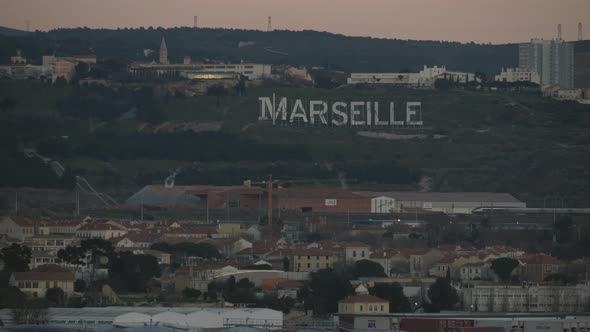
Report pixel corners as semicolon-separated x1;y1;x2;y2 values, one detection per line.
0;26;31;37
0;27;519;74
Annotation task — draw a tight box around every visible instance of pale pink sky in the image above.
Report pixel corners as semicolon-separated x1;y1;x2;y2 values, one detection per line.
0;0;588;44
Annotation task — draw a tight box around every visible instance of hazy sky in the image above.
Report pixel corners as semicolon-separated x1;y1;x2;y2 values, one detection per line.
1;0;588;44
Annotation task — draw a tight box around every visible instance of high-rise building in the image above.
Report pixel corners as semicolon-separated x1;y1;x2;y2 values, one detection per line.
518;39;574;88
159;37;169;65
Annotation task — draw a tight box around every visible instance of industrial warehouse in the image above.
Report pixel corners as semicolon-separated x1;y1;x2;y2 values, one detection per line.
126;185;526;215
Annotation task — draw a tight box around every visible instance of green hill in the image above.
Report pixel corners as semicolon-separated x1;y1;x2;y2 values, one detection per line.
1;79;590;207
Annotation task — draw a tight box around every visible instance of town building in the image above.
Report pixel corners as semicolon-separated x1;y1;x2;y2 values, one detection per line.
519;39;575;88
76;223;127;240
52;58;77;82
10;271;75;297
495;67;541;84
291;249;336;272
345;242;371;263
463;284;590;312
338;295;389;315
347;66;476;87
520;254;560;282
128;62;272;81
25;234;78;252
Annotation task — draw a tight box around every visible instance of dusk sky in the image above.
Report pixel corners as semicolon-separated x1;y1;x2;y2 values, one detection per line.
1;0;588;44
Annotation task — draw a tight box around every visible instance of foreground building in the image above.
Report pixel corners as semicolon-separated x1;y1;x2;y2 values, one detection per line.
347;66;477;87
495;67;541;84
463;284;590;312
10;271;75;297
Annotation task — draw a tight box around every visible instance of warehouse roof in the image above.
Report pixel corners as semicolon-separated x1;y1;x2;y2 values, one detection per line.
356;191;523;203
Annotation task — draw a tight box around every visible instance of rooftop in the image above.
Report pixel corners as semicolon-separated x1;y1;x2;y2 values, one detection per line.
340;295;388;303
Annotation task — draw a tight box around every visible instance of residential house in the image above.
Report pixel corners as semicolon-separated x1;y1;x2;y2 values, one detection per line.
112;232;157;248
0;216;26;241
76;223;127;240
344;242;371;263
399;248;444;277
25;235;78;252
217;222;241;238
521;254;560;282
338;295;389;314
459;262;486;280
38;220;80;235
292;249;336;272
10;271;75;297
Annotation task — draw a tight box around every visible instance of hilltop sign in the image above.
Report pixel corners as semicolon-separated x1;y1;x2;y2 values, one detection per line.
258;94;423;127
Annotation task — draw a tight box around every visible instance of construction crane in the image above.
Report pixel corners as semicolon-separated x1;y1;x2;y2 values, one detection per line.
244;176;345;225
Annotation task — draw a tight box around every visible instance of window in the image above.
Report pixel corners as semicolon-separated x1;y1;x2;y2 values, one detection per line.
18;282;24;288
33;282;38;288
25;282;31;288
307;256;310;260
316;256;319;260
326;263;329;268
316;263;320;268
53;281;58;288
46;281;50;288
360;305;363;311
380;305;384;311
307;263;310;268
353;251;357;257
361;251;365;257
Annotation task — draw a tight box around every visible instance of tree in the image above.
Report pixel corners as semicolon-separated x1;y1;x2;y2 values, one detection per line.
490;257;519;282
45;287;66;307
371;283;412;313
57;246;86;266
74;279;86;292
108;252;161;292
308;269;353;314
182;288;202;301
74;61;90;80
0;244;32;272
426;278;458;312
554;215;573;243
53;76;67;86
11;299;49;325
351;260;387;278
434;78;452;91
206;84;228;110
236;278;254;289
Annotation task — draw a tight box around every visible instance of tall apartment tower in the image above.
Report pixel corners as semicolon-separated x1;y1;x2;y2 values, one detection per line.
159;37;169;65
518;39;574;88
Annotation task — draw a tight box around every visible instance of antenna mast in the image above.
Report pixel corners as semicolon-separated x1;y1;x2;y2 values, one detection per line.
267;16;272;32
557;23;562;40
579;22;583;41
194;16;198;28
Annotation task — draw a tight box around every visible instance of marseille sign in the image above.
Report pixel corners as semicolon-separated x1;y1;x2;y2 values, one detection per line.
258;94;423;127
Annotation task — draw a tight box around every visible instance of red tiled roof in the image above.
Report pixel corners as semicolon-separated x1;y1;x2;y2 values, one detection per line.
292;249;334;256
398;248;431;257
340;295;387;303
520;254;559;265
345;241;370;248
13;271;74;281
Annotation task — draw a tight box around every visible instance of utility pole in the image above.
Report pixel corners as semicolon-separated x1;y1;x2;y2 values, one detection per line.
206;192;210;223
14;191;18;216
140;190;144;221
75;188;80;217
267;175;273;225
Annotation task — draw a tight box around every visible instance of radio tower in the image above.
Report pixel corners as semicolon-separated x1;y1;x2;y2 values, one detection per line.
193;16;198;28
267;16;272;32
25;19;31;32
579;22;583;41
557;23;562;40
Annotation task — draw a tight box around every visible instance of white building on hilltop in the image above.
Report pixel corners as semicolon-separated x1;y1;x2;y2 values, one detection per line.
519;39;574;88
495;67;540;84
347;65;476;87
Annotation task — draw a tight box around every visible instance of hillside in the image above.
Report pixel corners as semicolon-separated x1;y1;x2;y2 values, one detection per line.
1;79;590;207
0;27;519;74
